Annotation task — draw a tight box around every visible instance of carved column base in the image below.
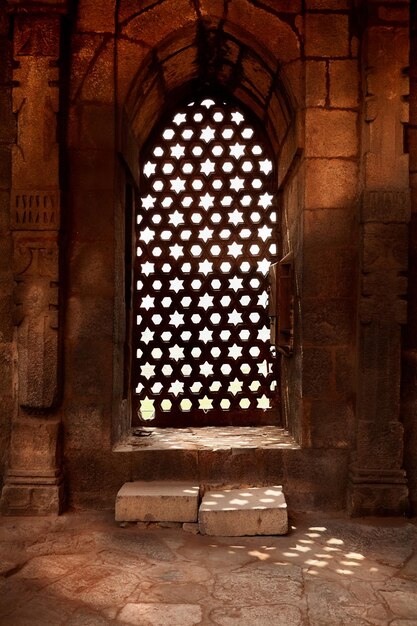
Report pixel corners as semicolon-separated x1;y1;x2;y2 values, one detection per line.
0;418;64;515
347;467;409;516
1;471;64;515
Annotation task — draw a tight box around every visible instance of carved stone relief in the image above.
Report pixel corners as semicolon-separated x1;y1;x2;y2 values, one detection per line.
14;14;60;58
8;13;61;410
11;190;60;230
13;235;59;409
0;1;66;516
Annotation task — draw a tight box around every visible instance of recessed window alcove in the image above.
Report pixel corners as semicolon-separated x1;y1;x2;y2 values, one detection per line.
114;13;302;452
132;94;280;428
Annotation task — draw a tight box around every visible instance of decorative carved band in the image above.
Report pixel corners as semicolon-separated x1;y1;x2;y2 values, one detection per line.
13;15;61;57
11;190;60;230
361;189;411;223
349;466;407;485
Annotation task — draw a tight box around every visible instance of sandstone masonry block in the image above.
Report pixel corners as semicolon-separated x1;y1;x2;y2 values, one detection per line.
304;209;356;249
199;486;288;536
306;61;327;107
302;348;333;398
305;158;358;209
378;6;409;22
329;60;359;108
303;248;356;299
305;14;350;57
309;399;354;449
115;481;200;522
122;0;197;49
303;297;354;346
77;0;115;33
305;109;358;158
227;0;299;62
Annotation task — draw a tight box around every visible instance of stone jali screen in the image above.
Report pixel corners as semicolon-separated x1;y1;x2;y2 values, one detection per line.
133;96;279;426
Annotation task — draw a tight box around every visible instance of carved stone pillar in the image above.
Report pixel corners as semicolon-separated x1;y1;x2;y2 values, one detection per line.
0;1;67;515
348;3;410;515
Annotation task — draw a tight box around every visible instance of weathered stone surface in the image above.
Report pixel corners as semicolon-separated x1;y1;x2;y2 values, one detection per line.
0;91;15;144
2;510;416;624
212;560;303;604
79;39;115;104
0;483;64;516
347;478;409;517
304;208;356;248
77;0;116;33
242;54;273;103
210;605;304;626
305;14;350;57
8;419;61;471
305;158;358;210
119;603;203;626
0;146;11;192
309;399;354;449
303;297;354;345
182;522;199;534
302;348;333;398
198;448;262;485
363;27;409;189
303;248;356;299
121;0;197;49
129;449;199;482
162;47;198;93
362;189;411;223
13;14;60;57
283;449;349;510
115;481;200;522
227;0;300;62
305;109;358;157
352;7;411;523
305;61;327;108
329;59;359;108
13;236;60;409
199;486;288;536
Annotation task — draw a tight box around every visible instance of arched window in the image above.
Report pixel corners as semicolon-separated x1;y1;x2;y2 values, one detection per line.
133;95;279;427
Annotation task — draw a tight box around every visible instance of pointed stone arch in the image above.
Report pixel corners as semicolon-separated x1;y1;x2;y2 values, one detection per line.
117;0;300;164
114;1;302;433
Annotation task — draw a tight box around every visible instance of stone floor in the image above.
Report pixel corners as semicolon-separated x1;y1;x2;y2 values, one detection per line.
1;511;417;625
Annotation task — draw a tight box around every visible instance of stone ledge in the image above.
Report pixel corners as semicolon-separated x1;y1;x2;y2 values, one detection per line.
115;481;200;523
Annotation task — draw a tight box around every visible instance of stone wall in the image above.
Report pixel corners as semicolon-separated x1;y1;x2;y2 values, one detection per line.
0;0;414;515
62;0;132;508
0;0;14;492
301;4;359;450
402;1;417;515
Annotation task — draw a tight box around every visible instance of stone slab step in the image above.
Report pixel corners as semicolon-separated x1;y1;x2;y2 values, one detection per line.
115;481;199;523
198;486;288;536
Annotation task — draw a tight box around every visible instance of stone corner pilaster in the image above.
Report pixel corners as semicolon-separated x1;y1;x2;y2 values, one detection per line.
0;0;67;516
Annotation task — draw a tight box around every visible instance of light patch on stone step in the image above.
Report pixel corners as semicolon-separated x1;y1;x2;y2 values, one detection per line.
115;481;199;522
198;486;288;536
